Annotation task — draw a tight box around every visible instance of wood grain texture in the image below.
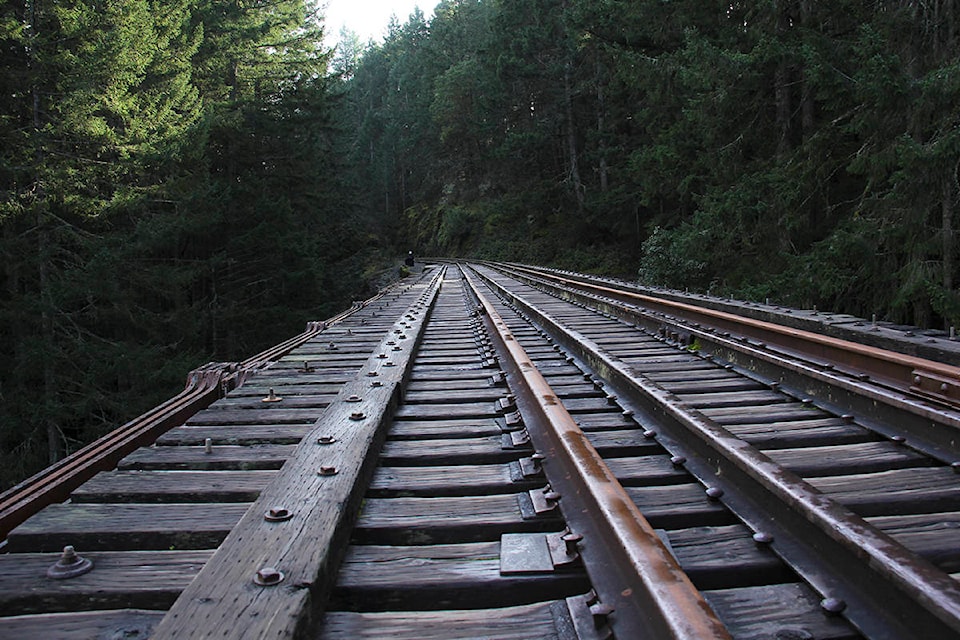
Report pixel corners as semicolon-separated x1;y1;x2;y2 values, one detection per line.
0;550;211;614
150;273;443;640
0;609;166;640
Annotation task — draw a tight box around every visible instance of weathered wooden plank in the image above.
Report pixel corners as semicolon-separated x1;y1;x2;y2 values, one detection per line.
368;464;537;497
663;525;791;590
156;424;312;445
150;272;443;640
677;390;790;409
0;610;166;640
209;394;334;409
393;403;501;420
867;512;960;572
71;470;275;503
380;436;522;465
723;418;873;449
576;414;645;432
5;503;249;552
353;495;561;544
330;542;588;611
0;550;211;614
387;418;503;439
317;601;570;640
808;467;960;517
119;443;295;470
766;442;932;477
605;456;688;486
625;484;733;529
704;583;858;640
186;407;325;425
588;429;663;456
699;404;827;425
654;377;764;393
403;388;505;404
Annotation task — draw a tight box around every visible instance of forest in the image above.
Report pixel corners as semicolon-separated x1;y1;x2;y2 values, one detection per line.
1;0;958;488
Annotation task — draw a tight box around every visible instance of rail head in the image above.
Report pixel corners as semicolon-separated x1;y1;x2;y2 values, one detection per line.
463;266;732;640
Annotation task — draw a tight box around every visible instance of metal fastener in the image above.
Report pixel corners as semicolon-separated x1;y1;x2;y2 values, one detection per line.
753;531;774;544
319;466;338;476
670;456;686;467
349;411;366;421
254;567;284;586
562;532;583;554
47;546;94;580
317;435;337;445
705;487;724;500
264;507;293;522
643;429;657;439
347;394;362;403
204;438;213;454
820;597;846;614
261;389;282;403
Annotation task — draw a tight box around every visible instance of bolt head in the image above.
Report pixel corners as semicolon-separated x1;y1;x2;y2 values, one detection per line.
820;597;846;614
254;567;284;586
319;466;338;476
349;411;366;421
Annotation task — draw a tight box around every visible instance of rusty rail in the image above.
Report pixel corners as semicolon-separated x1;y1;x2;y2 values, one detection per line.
500;263;960;409
464;268;731;640
472;263;960;639
0;314;341;541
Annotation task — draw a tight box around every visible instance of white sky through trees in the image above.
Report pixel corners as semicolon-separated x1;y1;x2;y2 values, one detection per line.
324;0;432;45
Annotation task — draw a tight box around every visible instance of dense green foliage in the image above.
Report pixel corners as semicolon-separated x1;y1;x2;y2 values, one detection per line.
0;0;378;488
340;0;959;326
2;0;958;488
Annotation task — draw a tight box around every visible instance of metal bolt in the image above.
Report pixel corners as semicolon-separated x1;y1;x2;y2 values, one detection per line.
367;371;379;377
544;491;561;502
562;532;583;554
254;567;284;586
841;414;855;423
705;486;724;500
328;342;338;350
300;361;314;373
753;531;774;544
264;507;293;522
349;411;366;421
890;435;906;445
377;353;387;359
820;597;846;614
670;456;686;467
347;394;362;403
262;389;282;403
47;545;94;580
204;438;213;454
590;602;615;628
643;429;657;439
371;380;383;387
319;466;338;476
317;435;337;445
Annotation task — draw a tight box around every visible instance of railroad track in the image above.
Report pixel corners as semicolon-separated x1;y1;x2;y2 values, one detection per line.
1;262;959;639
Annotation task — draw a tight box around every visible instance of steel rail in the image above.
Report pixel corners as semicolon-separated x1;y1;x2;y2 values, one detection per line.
463;267;732;640
471;263;960;639
488;261;960;463
497;263;960;409
0;307;353;540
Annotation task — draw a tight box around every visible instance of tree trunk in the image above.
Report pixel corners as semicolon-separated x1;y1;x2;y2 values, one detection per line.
564;63;585;211
596;60;609;193
944;166;956;298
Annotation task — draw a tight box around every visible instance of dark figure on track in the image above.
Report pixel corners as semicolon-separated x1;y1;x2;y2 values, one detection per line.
404;251;415;267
